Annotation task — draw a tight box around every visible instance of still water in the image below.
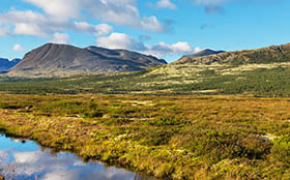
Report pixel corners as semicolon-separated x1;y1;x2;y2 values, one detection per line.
0;134;151;180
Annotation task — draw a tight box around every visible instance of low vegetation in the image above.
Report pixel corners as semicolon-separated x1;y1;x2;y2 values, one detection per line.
2;63;290;96
1;94;290;179
175;43;290;65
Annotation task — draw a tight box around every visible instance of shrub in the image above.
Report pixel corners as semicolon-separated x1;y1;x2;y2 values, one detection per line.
83;99;103;118
0;103;9;109
0;103;21;109
146;117;187;126
272;135;290;166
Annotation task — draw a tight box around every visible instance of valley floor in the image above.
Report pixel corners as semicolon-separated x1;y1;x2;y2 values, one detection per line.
1;94;290;179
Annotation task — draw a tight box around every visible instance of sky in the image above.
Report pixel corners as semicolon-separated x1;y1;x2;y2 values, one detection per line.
0;0;289;62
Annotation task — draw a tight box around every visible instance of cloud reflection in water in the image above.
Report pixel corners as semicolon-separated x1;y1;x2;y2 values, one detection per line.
0;135;149;180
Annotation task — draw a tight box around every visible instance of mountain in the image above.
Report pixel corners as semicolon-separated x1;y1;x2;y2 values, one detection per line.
4;43;290;96
176;43;290;65
8;43;167;77
183;49;225;59
0;58;21;71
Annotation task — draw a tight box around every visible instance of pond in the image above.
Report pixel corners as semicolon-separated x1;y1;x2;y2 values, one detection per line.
0;134;152;180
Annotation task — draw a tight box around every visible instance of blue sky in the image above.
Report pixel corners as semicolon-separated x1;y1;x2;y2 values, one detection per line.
0;0;289;62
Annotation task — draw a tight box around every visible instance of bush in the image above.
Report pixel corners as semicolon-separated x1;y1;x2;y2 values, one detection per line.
39;100;85;116
83;99;103;118
146;117;187;126
133;128;177;146
0;103;9;109
272;135;290;166
0;103;21;109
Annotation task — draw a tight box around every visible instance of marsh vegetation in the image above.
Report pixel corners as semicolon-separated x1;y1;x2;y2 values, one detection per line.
1;94;290;179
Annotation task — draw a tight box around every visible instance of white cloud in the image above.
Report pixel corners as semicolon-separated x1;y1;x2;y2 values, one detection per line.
83;0;168;32
23;0;80;21
144;41;193;58
13;44;24;51
74;21;94;32
14;23;47;36
0;10;49;36
141;16;165;32
0;9;115;38
50;32;70;44
97;32;194;58
95;24;114;36
171;42;193;53
25;0;138;26
194;47;202;53
0;0;168;41
21;0;167;32
0;0;169;41
157;0;177;9
84;0;140;27
74;22;113;36
0;10;47;24
96;32;145;50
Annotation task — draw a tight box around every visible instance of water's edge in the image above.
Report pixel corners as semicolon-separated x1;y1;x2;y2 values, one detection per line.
0;130;153;180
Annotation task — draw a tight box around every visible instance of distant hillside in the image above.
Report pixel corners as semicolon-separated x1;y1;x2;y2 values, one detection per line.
183;49;225;59
8;43;167;77
176;43;290;65
4;43;290;97
0;58;21;71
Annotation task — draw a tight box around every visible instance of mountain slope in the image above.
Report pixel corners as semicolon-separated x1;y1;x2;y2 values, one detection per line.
8;43;167;77
183;49;225;59
176;43;290;65
3;43;290;96
0;58;21;71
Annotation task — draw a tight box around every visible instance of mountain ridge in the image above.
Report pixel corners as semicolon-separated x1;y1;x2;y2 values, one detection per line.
3;43;290;96
175;43;290;65
0;58;21;71
183;49;225;59
8;43;167;77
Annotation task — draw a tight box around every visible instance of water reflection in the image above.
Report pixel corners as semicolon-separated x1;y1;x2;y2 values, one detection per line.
0;135;152;180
